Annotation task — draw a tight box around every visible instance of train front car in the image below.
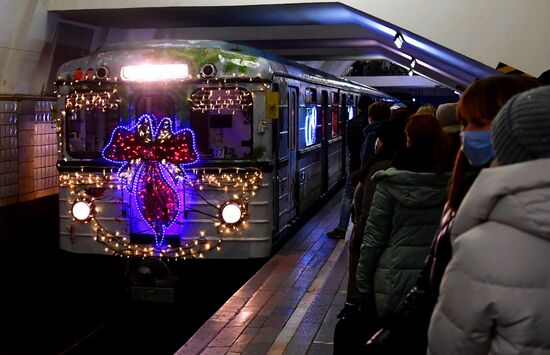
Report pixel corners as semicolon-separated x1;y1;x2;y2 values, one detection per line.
55;40;273;259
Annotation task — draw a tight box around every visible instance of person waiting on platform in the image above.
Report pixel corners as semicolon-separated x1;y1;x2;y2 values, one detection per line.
362;75;541;355
347;109;410;301
333;111;409;355
355;114;452;333
327;98;389;239
416;103;437;117
435;102;462;159
429;85;550;355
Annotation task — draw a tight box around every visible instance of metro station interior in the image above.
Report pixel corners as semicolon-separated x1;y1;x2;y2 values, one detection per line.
1;1;549;354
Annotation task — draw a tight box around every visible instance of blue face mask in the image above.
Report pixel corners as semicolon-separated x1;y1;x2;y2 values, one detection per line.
461;131;494;167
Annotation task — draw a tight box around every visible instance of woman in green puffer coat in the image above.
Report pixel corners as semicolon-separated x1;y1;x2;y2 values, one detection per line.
356;114;452;321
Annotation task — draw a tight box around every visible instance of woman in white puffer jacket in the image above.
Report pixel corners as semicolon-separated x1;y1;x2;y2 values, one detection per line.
428;86;550;355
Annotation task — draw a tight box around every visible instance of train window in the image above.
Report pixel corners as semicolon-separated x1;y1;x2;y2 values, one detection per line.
331;109;339;137
279;95;289;159
135;95;175;120
331;92;339;137
66;93;120;159
189;87;253;160
290;91;297;151
347;96;356;120
209;114;232;128
305;88;317;104
299;105;322;149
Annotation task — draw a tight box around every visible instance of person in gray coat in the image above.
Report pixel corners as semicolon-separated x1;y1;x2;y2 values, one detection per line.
356;114;452;321
428;86;550;354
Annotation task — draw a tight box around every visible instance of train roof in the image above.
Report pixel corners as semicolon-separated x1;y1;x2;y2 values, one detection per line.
57;39;393;99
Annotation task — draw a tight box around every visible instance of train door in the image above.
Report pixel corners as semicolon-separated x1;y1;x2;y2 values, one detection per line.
274;83;288;232
288;87;299;220
321;90;329;195
340;93;348;178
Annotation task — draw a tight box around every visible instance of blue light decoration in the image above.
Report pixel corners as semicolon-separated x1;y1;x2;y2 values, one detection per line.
305;107;317;146
102;114;198;248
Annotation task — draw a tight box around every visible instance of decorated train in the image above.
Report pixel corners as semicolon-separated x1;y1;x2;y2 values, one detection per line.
55;40;395;259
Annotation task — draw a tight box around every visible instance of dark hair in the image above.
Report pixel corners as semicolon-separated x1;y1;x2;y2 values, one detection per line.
456;75;540;128
447;75;541;211
368;101;391;122
393;114;451;173
353;110;411;184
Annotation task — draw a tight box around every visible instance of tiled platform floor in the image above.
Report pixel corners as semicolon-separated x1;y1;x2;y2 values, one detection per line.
177;193;350;355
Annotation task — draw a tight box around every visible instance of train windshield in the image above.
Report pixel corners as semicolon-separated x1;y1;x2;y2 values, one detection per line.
135;95;176;119
66;92;120;159
189;87;253;159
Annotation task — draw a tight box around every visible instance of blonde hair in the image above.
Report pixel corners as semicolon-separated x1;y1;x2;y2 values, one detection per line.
416;103;436;117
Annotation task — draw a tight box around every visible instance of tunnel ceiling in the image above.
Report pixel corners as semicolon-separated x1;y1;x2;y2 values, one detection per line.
51;3;498;91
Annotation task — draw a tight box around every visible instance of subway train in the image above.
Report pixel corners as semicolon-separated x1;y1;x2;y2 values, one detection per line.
54;39;396;259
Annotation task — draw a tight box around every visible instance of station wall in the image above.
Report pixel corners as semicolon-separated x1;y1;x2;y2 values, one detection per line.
0;96;58;207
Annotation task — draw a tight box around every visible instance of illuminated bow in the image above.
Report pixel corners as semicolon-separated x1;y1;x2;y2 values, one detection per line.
102;114;198;247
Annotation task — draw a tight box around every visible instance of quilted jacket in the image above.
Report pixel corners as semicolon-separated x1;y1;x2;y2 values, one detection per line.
356;167;449;319
429;158;550;355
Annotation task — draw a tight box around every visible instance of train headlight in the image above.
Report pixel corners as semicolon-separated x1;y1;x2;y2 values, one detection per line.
120;64;189;81
72;200;93;222
221;202;243;225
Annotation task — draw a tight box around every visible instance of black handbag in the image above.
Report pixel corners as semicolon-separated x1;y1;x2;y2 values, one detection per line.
334;298;380;355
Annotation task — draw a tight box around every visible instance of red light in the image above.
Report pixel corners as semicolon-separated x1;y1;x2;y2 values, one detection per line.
73;68;83;81
85;68;94;80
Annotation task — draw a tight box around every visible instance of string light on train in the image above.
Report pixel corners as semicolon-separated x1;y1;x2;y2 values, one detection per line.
189;87;253;114
61;167;262;259
186;168;262;196
61;173;222;258
63;89;120;113
86;213;221;259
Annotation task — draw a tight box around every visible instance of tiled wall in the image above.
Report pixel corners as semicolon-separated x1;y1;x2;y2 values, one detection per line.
0;97;58;207
0;101;18;204
33;101;57;192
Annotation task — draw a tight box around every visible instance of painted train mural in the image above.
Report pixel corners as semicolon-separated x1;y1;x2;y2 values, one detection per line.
55;40;395;259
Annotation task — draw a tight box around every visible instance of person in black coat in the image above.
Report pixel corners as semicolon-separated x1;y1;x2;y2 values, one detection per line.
328;96;372;238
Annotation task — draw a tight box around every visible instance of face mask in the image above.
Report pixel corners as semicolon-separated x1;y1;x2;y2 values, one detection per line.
461;131;494;167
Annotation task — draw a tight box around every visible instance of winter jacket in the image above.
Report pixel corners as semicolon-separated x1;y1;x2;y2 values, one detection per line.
348;160;392;300
429;158;550;355
359;121;384;166
356;167;449;320
347;112;369;171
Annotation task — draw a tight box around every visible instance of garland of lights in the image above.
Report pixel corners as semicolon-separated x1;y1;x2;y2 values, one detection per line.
65;89;120;113
60;167;262;258
189;86;252;114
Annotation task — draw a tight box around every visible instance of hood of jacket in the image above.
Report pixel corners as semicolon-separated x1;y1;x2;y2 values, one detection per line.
372;167;449;208
452;158;550;242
